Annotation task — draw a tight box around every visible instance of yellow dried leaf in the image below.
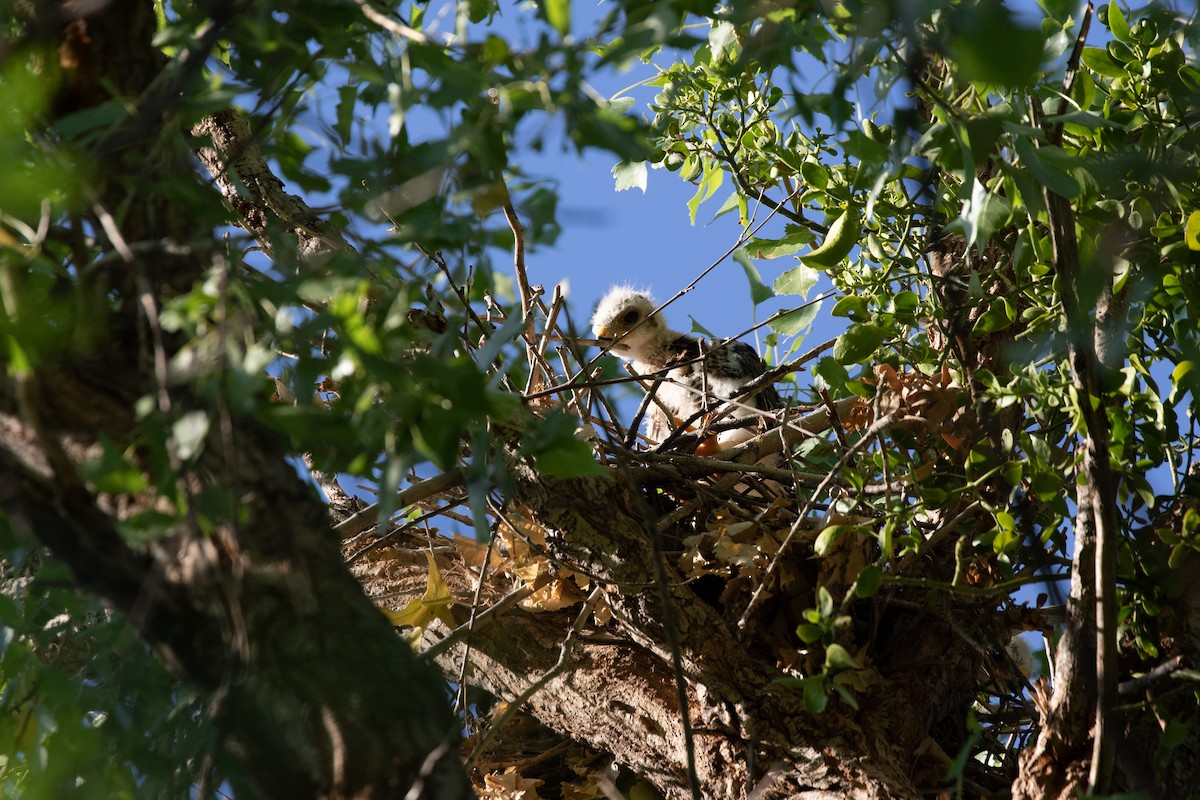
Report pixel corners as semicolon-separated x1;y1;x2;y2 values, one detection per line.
522;578;585;612
561;771;607;800
512;557;551;583
455;534;503;571
481;767;544;799
382;551;456;633
505;512;547;547
591;596;613;626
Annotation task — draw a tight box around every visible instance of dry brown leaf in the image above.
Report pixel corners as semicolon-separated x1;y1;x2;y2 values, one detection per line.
480;766;544;799
713;534;762;570
522;578;586;612
591;595;613;626
455;533;504;571
561;771;607;800
512;558;551;584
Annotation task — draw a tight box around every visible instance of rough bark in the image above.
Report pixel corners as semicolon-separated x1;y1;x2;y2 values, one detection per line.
349;456;1003;800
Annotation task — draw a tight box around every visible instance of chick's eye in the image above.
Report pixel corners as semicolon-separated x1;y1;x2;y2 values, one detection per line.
621;310;640;326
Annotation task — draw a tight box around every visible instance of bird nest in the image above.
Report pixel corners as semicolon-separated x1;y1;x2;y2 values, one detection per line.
341;270;1045;797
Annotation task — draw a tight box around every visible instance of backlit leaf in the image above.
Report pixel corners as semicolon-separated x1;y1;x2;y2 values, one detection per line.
612;160;648;193
383;552;456;634
774;264;821;297
1106;1;1130;43
735;250;775;305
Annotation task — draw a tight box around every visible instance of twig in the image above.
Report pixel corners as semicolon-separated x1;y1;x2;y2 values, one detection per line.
1049;1;1095;146
1117;655;1187;698
736;412;896;632
353;0;430;45
345;498;469;562
1035;80;1119;792
334;469;465;538
526;286;565;395
501;193;533;330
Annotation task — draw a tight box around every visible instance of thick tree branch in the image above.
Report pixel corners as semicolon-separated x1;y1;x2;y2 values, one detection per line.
1015;144;1121;800
193;108;353;262
10;0;476;796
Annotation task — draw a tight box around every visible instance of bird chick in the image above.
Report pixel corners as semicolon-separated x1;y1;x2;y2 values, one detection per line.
590;286;780;452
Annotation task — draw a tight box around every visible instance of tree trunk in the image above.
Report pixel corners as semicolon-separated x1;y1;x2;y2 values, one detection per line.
0;1;474;797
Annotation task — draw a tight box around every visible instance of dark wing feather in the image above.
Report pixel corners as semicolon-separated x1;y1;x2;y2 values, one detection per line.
709;340;781;410
665;335;702;365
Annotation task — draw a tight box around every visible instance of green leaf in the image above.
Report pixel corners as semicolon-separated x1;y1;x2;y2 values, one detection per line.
1106;2;1130;42
707;20;737;62
801;159;830;189
1045;110;1123;130
801;207;861;269
570;103;653;161
481;34;510;64
4;334;33;375
1159;720;1190;754
1185;211;1200;250
734;250;774;305
971;296;1016;334
773;264;820;297
948;3;1043;86
804;678;829;713
817;586;833;618
1080;46;1126;78
1015;137;1080;199
612;160;647;193
796;623;824;644
542;0;569;36
831;683;861;711
687;160;724;225
746;231;814;259
960;178;1011;248
813;357;850;393
689;316;716;338
854;565;883;598
608;96;636;115
892;290;919;321
831;295;870;322
1170;360;1196;404
815;524;851;556
466;0;494;22
824;643;858;671
768;302;821;337
993;510;1018;554
1031;470;1064;502
521;409;604;477
832;323;889;365
535;440;606;477
1179;65;1200;93
79;440;150;495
